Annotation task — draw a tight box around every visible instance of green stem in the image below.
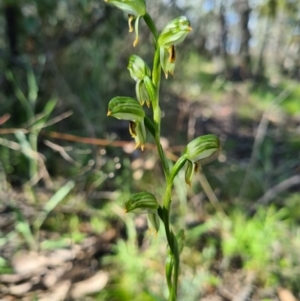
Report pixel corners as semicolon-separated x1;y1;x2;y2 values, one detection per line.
172;242;180;299
152;46;161;94
152;44;170;178
29;132;38;181
143;13;158;42
162;181;180;301
144;14;180;300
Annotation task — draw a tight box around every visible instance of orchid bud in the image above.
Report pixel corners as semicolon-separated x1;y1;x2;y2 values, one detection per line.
128;55;151;81
129;120;146;150
125;192;159;213
157;16;192;48
107;96;145;122
184;134;220;163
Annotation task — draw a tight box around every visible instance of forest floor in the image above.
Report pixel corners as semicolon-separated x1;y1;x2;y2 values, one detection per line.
1;82;300;300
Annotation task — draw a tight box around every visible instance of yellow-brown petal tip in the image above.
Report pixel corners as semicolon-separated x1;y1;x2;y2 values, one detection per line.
107;111;111;116
128;15;134;33
133;38;138;47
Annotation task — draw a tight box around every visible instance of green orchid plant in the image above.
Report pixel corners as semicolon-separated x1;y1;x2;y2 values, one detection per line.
105;1;220;300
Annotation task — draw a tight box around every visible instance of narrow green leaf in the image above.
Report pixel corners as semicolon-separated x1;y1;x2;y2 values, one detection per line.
34;181;75;231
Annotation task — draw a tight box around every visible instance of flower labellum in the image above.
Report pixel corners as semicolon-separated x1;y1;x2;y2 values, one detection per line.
185;160;195;187
129;120;146;150
160;46;175;79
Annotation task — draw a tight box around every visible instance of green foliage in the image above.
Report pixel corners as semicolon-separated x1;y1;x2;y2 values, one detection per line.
1;1;300;299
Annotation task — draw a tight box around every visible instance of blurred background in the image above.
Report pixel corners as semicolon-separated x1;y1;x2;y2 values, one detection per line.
0;0;300;300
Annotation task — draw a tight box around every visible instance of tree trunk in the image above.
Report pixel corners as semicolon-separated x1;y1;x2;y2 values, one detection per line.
219;2;230;76
254;16;271;81
4;3;21;58
237;0;252;78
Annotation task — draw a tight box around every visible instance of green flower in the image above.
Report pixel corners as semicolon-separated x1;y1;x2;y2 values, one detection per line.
105;0;146;46
158;16;192;48
107;96;147;150
128;55;156;106
128;55;151;81
107;96;145;121
157;16;192;78
183;134;220;185
185;134;220;163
